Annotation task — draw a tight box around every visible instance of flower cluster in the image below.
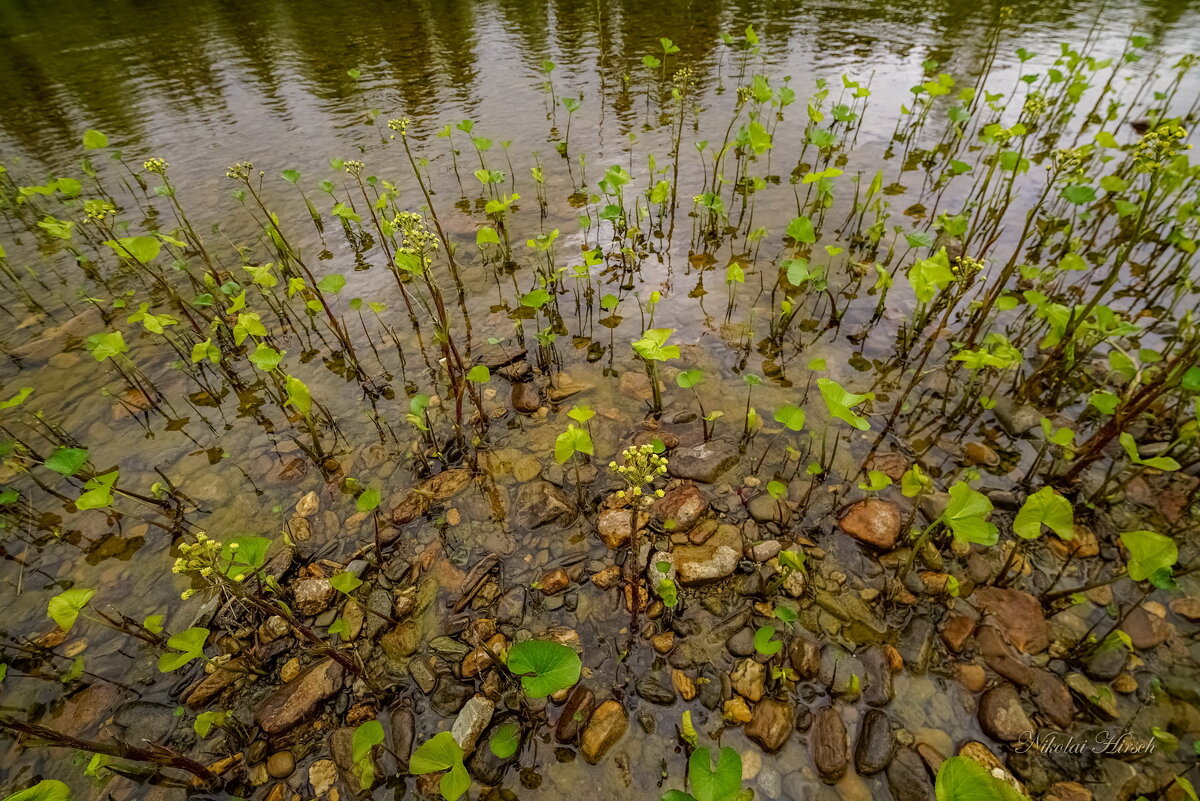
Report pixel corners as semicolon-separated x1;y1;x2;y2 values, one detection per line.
672;67;694;93
388;118;411;137
225;161;255;182
608;444;668;503
344;160;365;178
1022;92;1048;120
952;255;985;279
394;211;440;255
1133;123;1190;171
83;199;117;222
143;157;168;175
1051;146;1091;179
735;86;753;106
171;532;231;600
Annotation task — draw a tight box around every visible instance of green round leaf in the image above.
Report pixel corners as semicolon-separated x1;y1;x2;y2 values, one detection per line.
505;639;581;698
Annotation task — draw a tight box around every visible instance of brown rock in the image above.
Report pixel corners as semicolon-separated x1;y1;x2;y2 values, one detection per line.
537;568;570;595
597;508;648;549
838;499;902;550
958;664;987;692
745;698;795;754
556;685;595;743
972;586;1050;654
511;381;541;414
977;683;1034;742
1169;597;1200;621
391;470;471;526
255;659;344;734
941;615;976;652
723;697;752;723
591;565;622;589
292;577;335;616
650;484;708;533
580;700;627;763
730;659;765;702
1124;603;1171;649
1046;781;1092;801
671;670;697;701
811;705;849;783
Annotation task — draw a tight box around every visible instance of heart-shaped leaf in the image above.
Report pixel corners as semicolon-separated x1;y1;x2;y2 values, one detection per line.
505;639;581;698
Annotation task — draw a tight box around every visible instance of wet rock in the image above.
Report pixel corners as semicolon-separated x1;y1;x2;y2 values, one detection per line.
724;696;752;723
1029;670;1074;729
112;701;178;744
1046;781;1093;801
474;344;526;369
667;439;739;484
940;615;976;652
467;717;521;785
726;627;756;657
993;397;1042;437
496;587;526;625
672;523;742;586
1169;597;1200;621
977;683;1034;742
789;636;822;679
308;759;338;796
548;373;593;403
672;670;697;701
810;705;849;783
537;568;570;595
431;681;474;716
580;700;628;764
556;686;595;743
862;646;894;707
749;540;782;562
597;507;648;549
390;706;416;771
958;741;1025;797
452;695;494;754
185;658;244;708
380;621;421;661
651;484;708;533
292;577;335;616
958;664;987;693
511;381;541;414
745;698;795;754
731;659;765;702
972;586;1050;654
976;625;1035;686
819;646;865;697
897;616;935;673
887;747;935;801
964;441;1000;467
1064;673;1118;720
391;469;472;526
591;565;622;590
1124;603;1170;649
266;751;295;779
515;480;577;529
635;674;677;706
748;494;791;526
1083;644;1126;681
854;709;896;776
838;499;902;550
255;659;344;734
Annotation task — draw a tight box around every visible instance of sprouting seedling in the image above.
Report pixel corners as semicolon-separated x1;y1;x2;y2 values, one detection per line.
1119;432;1181;472
193;710;227;739
158;627;210;673
857;470;892;491
47;588;95;633
753;625;782;656
632;328;678;416
753;403;805;471
410;731;470;801
675;369;715;440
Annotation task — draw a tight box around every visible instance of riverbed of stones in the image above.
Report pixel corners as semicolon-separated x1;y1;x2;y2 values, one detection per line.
29;388;1200;801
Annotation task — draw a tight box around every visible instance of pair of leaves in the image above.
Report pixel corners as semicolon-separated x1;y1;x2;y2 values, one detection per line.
410;731;471;801
817;378;873;431
940;482;998;546
633;328;679;362
1119;433;1181;472
77;470;118;510
159;627;209;672
554;424;594;464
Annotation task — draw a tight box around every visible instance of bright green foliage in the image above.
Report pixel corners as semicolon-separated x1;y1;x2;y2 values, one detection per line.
284;375;312;416
351;720;384;789
1119;433;1181;471
76;470;118;510
934;755;1029;800
488;721;520;759
2;780;72;801
466;365;490;383
941;482;998;545
660;746;744;801
104;236;161;265
908;247;955;303
753;625;782;656
1121;530;1178;586
554;424;594;464
194;710;227;738
786;215;816;244
85;332;128;362
858;470;892;491
817;378;873;430
505;639;582;698
159;627;209;672
410;731;471;801
676;369;705;388
632;328;679;361
773;404;806;431
221;536;270;580
44;447;88;477
48;587;95;632
330;572;363;594
1013;487;1073;540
